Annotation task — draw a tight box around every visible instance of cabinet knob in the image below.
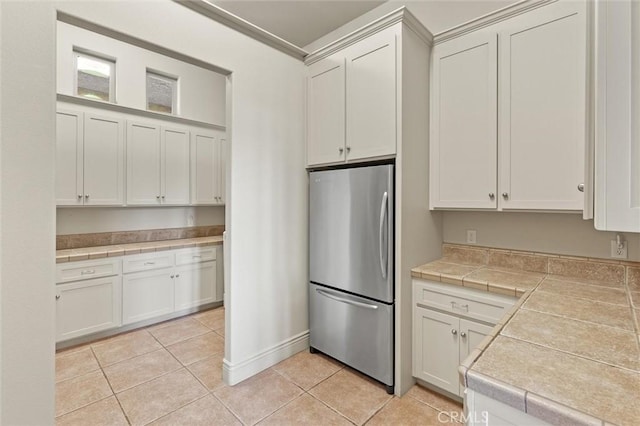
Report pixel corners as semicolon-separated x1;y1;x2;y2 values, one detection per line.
460;332;466;338
346;146;351;153
55;295;60;300
170;275;175;278
161;195;165;199
176;274;180;278
489;192;495;199
85;194;89;199
451;329;457;335
156;196;160;200
502;192;509;199
577;183;585;192
338;147;344;154
77;194;82;199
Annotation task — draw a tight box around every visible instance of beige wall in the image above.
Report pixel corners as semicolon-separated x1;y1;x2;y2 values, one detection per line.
443;211;640;261
57;206;225;234
0;2;56;423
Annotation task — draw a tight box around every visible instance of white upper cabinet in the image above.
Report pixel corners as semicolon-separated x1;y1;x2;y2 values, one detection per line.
161;127;191;205
430;33;498;209
126;121;191;206
345;27;397;162
83;114;125;205
430;1;588;212
595;0;640;231
58;111;125;206
307;54;346;165
499;2;586;211
191;130;225;205
127;122;161;205
56;110;84;206
306;24;399;167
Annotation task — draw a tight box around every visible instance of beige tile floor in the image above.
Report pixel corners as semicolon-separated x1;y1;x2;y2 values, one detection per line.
56;307;463;425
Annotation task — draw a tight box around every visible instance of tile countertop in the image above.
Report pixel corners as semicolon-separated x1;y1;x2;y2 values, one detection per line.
411;244;640;426
56;235;223;263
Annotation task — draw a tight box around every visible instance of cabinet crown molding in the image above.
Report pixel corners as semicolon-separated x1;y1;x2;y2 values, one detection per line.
433;0;557;45
305;7;433;66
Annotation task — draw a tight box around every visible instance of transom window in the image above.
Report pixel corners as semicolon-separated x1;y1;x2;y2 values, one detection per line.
74;51;115;102
146;70;177;114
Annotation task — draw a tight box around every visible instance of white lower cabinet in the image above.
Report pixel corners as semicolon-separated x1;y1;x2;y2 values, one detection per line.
122;267;175;325
122;247;218;325
174;261;216;310
413;279;514;397
55;259;122;342
56;246;220;343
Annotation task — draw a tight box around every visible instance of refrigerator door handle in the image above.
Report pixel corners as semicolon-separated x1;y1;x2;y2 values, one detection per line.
379;191;388;279
316;288;379;310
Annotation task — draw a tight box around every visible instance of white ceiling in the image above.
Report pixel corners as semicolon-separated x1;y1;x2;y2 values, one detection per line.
212;1;387;47
212;0;518;50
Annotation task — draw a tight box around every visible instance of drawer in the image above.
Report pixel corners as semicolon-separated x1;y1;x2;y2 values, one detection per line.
413;279;515;324
56;258;121;284
175;247;216;266
123;251;175;274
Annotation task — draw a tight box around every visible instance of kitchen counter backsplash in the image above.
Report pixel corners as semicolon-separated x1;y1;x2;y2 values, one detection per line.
56;225;225;250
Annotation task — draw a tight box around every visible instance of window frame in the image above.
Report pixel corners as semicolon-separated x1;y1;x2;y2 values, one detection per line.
73;50;116;103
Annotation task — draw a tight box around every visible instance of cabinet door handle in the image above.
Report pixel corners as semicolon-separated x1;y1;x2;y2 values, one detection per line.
346;146;351;153
77;194;82;199
176;274;180;278
502;192;509;199
461;332;467;338
55;295;61;300
85;194;89;199
161;195;165;199
451;329;457;335
577;183;585;192
170;275;175;278
81;269;95;275
338;147;344;154
489;192;495;199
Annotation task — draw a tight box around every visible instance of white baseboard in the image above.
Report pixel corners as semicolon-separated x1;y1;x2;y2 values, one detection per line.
222;330;309;386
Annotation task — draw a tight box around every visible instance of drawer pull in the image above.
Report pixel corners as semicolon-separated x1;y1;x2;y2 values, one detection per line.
81;269;95;275
451;329;457;335
461;332;467;338
144;262;156;265
451;301;469;312
192;255;202;259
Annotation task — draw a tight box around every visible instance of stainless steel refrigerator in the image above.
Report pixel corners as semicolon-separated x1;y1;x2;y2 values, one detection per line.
309;164;394;394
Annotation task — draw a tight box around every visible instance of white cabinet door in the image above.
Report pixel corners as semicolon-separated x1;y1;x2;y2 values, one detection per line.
56;110;84;206
122;268;174;325
55;276;121;342
430;33;498;209
307;54;346;166
345;26;397;162
413;306;460;395
595;0;640;232
499;2;586;210
127;121;161;205
83;114;125;205
458;318;493;394
174;261;216;311
191;130;224;205
161;127;190;205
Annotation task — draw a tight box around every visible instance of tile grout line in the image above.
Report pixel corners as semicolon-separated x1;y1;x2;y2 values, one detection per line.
91;345;133;426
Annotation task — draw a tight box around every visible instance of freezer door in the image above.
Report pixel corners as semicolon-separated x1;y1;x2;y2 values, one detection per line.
310;283;393;386
309;165;394;302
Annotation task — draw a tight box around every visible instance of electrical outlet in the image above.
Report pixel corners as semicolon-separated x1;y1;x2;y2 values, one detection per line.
611;240;628;259
466;230;477;244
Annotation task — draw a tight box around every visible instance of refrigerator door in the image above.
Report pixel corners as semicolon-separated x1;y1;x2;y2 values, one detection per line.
309;165;394;303
310;283;393;386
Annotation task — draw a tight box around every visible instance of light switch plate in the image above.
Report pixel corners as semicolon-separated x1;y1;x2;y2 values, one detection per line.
466;230;477;244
